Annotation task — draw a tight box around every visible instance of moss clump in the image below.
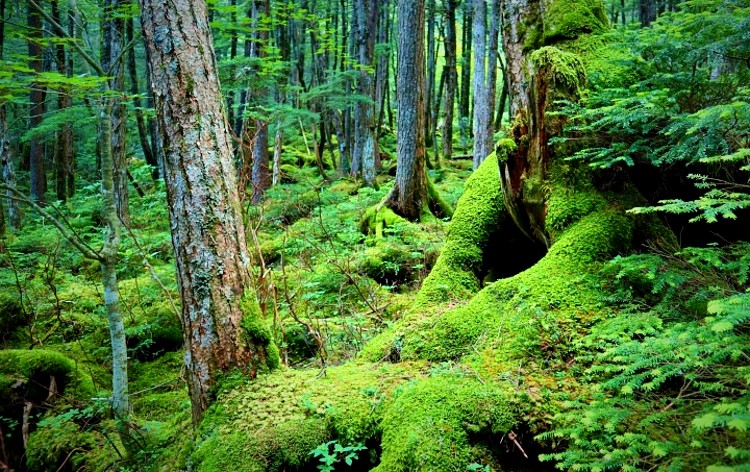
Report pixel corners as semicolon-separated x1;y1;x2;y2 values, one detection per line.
360;205;408;238
375;375;516;471
25;420;99;471
397;209;633;363
0;349;95;410
542;0;608;44
240;292;281;372
530;46;587;97
192;363;425;471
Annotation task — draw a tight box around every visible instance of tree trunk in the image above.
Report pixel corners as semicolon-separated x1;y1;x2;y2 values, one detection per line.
127;16;158;180
103;0;129;225
1;0;20;230
352;0;378;186
424;0;437;149
500;0;605;243
139;0;279;424
248;0;271;203
385;0;426;221
459;0;472;152
52;0;75;201
442;0;458;161
471;0;488;169
28;2;46;205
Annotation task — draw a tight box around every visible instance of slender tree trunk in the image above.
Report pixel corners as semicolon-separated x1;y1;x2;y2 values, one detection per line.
353;0;378;186
639;0;656;26
459;0;472;152
98;98;130;428
52;0;74;201
103;0;130;224
28;2;47;205
374;0;389;137
442;0;458;161
127;17;158;180
471;0;488;169
1;0;20;229
385;0;426;221
139;0;278;424
424;0;437;149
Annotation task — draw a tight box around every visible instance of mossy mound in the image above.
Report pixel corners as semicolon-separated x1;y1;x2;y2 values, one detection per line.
410;152;507;307
542;0;609;44
375;375;517;471
0;349;95;411
191;362;427;471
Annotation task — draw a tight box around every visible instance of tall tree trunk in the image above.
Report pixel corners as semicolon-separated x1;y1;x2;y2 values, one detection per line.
385;0;426;221
28;2;47;205
424;0;437;149
127;16;159;180
442;0;458;161
500;0;603;243
459;0;472;152
471;0;488;169
98;99;130;425
139;0;279;424
52;0;74;201
639;0;656;26
374;0;389;137
1;0;21;230
103;0;130;225
247;0;271;202
352;0;378;186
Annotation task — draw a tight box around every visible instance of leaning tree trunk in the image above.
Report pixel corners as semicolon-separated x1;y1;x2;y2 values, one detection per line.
139;0;279;424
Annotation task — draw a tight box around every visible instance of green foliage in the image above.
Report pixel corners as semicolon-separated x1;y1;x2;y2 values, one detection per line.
309;440;367;471
558;1;750;221
539;244;750;472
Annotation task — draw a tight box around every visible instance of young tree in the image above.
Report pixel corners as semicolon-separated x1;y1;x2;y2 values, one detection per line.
138;0;279;424
102;0;130;224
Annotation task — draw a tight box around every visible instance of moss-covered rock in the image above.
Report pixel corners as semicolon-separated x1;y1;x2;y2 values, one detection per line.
0;349;95;411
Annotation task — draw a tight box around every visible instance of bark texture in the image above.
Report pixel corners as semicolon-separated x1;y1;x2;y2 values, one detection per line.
27;3;46;204
139;0;278;424
500;0;605;243
386;0;426;221
103;0;129;224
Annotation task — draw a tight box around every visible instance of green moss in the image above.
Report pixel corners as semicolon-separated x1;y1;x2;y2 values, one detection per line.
544;162;607;239
426;177;454;219
0;349;95;410
375;375;516;472
360;205;408;238
415;152;506;307
193;363;425;471
542;0;608;44
240;292;281;372
398;209;634;363
530;46;587;97
25;420;99;472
